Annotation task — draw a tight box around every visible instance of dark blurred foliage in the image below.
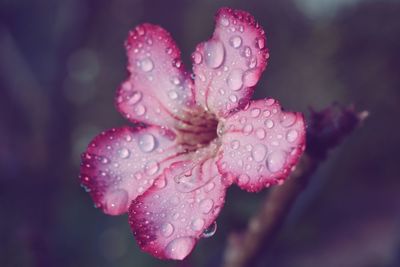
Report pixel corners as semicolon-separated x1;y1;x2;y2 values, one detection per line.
0;0;399;266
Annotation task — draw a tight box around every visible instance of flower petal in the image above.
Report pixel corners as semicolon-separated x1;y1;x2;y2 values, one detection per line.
80;126;191;215
116;23;198;129
217;99;306;192
192;7;269;117
129;157;226;260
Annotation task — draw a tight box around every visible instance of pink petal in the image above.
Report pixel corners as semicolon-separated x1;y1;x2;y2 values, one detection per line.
116;23;198;129
129;157;226;260
192;7;269;117
217;99;306;192
80;126;191;215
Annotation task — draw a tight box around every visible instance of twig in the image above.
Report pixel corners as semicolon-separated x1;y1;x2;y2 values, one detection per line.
222;104;368;267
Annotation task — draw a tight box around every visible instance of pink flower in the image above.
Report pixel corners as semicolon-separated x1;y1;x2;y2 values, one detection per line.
80;7;305;260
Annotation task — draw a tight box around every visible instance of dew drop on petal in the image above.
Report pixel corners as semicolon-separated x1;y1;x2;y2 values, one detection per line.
204;40;225;69
229;94;237;103
168;90;178;100
135;104;146;116
192;51;202;64
230;140;240;150
139;133;156;152
281;113;297;127
140;58;154;72
265;119;274;129
240;46;252;58
160;222;174;237
128;91;142;105
202;221;217;238
267;151;286;172
286;129;298;143
243;124;253;135
145;160;159;175
252;144;268;162
118;148;130;159
226;69;243;91
154;176;167;189
255;37;265;49
238;174;250;184
255;128;266;140
251;108;261;118
229;35;242;48
191;218;205;231
165;237;195;260
220;17;230;27
200;199;214;214
243;70;258;87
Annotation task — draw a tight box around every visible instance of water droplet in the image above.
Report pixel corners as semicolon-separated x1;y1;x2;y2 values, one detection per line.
252;145;268;162
267;151;286;172
192;51;202;64
238;174;250;184
135;104;146;116
200;199;214;214
255;128;266;140
286;129;298;143
255;37;265;49
165;237;196;260
118;148;130;159
247;56;257;69
230;140;240;150
265;99;275;106
229;35;242;48
229;94;237;103
281;113;297;127
136;25;145;36
168;90;178;100
265;119;274;129
160;222;174;237
263;110;271;117
172;58;182;68
165;47;172;54
243;124;253;135
201;222;217;238
243;70;258;87
251;108;261;118
139;133;156;152
145;160;159;175
204;40;225;69
105;189;128;215
240;46;252;58
227;69;243;91
128;91;142;105
140;58;154;72
191;218;205;231
220;17;230;26
154;176;167;189
170;76;181;85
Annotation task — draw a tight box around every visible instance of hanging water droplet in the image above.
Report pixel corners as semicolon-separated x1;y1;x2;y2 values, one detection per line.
265;119;274;129
201;221;217;238
192;51;202;64
165;237;196;260
140;58;154;72
105;189;129;215
145;160;159;175
204;40;225;69
160;222;174;237
227;69;244;91
229;35;242;48
128;91;142;105
200;199;214;214
267;151;286;172
252;144;268;162
191;218;205;231
118;148;130;159
286;129;298;143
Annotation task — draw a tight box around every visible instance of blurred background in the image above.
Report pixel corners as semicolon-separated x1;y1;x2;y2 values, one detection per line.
1;0;399;266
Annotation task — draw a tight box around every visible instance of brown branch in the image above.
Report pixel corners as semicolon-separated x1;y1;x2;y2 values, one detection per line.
222;105;368;267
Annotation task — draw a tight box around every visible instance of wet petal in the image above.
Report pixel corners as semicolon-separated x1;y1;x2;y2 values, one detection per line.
117;24;198;129
129;158;226;260
217;99;306;192
192;7;269;117
80;126;191;215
